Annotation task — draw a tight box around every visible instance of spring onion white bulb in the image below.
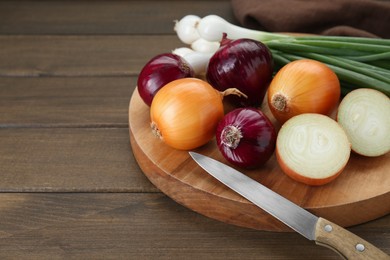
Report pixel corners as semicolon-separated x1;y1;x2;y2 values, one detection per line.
172;47;194;57
174;15;201;44
172;47;213;75
191;38;220;53
196;15;288;42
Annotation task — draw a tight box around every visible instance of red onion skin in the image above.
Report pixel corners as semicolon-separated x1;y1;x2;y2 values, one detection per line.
216;108;276;169
206;36;273;107
137;53;194;106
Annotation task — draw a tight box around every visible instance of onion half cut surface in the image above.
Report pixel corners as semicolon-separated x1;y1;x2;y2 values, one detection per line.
276;114;351;186
337;88;390;157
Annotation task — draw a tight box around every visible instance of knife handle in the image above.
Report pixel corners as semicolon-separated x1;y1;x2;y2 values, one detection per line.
315;217;389;259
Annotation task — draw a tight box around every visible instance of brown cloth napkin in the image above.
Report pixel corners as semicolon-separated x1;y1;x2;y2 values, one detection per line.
231;0;390;38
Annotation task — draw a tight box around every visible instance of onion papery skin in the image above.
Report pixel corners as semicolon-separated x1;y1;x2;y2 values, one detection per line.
267;59;340;124
276;114;351;186
150;78;224;150
137;53;194;106
337;88;390;157
216;108;276;169
206;36;273;107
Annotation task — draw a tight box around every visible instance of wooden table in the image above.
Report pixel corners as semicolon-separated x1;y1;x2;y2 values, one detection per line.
0;1;388;259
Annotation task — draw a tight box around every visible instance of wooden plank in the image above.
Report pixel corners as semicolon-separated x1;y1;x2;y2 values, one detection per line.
0;193;388;259
0;35;184;77
0;77;135;127
0;128;158;192
0;0;236;35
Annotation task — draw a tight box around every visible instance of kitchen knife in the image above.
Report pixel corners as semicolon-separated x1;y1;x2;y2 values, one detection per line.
189;152;389;259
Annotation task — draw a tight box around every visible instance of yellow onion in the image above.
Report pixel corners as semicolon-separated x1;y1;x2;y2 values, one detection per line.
267;59;340;124
150;78;246;150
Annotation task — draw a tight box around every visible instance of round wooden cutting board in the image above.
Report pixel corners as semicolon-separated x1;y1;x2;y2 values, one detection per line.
129;88;390;232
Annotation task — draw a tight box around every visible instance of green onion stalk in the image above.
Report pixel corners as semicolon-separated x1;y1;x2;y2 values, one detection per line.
174;15;390;96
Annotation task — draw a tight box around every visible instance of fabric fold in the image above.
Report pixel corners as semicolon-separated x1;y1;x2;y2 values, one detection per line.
231;0;390;38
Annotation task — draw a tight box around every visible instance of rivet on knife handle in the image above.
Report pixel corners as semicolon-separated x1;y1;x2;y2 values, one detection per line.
315;217;389;259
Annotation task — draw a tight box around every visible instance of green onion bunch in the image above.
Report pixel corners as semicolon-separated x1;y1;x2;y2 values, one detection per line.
174;15;390;96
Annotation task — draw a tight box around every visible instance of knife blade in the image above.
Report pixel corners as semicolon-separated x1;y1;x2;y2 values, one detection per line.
189;152;389;260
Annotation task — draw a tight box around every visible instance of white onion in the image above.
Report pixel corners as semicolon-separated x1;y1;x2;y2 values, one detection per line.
337;88;390;157
276;114;351;186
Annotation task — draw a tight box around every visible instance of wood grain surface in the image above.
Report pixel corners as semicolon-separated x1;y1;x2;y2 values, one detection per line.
0;35;183;76
0;0;388;259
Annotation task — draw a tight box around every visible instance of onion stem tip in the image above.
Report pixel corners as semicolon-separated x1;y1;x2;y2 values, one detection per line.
221;88;248;99
271;93;288;112
221;125;243;149
151;122;163;139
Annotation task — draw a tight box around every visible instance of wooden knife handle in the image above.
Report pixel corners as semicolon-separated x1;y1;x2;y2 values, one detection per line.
315;217;389;259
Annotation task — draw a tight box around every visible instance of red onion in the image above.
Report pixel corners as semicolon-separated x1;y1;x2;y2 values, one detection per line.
216;107;276;169
137;53;194;106
206;34;273;107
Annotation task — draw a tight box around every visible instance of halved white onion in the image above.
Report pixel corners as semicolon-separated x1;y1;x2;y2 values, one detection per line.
337;88;390;157
276;113;351;186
